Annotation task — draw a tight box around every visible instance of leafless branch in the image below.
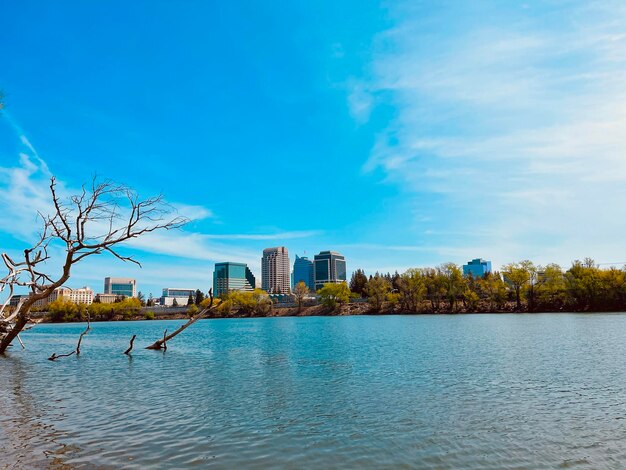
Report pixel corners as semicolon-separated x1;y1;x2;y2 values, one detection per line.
1;176;189;354
145;289;214;350
124;334;137;355
48;316;90;361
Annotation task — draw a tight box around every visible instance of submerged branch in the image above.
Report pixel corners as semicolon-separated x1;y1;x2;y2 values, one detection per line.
124;334;137;355
48;316;90;361
145;289;214;350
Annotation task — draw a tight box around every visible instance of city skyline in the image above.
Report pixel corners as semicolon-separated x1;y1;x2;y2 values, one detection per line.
2;1;626;298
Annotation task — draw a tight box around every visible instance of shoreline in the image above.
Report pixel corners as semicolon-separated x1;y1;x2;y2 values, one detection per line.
33;304;625;324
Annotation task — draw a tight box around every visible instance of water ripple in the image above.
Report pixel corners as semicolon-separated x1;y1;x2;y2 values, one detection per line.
3;315;626;468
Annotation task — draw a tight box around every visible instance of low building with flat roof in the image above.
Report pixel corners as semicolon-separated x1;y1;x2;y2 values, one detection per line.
95;293;121;304
161;288;196;307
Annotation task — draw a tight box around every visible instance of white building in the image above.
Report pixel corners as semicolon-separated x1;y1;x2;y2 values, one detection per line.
161;288;196;307
32;286;94;308
261;247;291;294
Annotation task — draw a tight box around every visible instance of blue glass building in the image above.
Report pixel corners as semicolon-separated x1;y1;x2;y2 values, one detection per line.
292;255;314;291
313;251;347;291
462;258;492;278
213;262;256;297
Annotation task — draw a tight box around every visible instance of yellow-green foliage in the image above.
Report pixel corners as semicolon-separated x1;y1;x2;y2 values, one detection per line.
46;297;142;322
364;275;391;311
318;282;351;310
218;289;271;316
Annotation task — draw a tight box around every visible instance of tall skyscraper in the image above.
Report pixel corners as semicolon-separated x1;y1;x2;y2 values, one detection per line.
313;251;347;291
292;255;314;292
213;262;256;297
104;277;137;298
261;247;291;294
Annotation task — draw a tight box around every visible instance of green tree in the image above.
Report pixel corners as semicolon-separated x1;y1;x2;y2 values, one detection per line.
318;282;351;310
440;263;465;312
349;269;369;297
47;298;78;322
172;297;179;307
187;292;194;306
536;264;567;310
422;267;446;311
478;272;508;310
397;269;426;312
293;281;309;311
137;291;145;307
565;259;601;310
502;262;532;310
187;304;199;317
365;275;391;311
195;289;205;305
217;289;271;316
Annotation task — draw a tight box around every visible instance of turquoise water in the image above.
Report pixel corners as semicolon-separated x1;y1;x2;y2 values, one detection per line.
2;314;626;469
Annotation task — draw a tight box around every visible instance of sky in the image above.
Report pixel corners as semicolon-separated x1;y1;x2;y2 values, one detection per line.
2;0;626;299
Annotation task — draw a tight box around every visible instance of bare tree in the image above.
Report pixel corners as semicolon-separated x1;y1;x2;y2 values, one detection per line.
0;176;187;354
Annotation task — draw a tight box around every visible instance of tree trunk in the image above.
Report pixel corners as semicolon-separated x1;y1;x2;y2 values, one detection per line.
0;311;29;354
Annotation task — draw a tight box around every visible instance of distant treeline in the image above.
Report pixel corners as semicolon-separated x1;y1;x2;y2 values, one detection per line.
28;257;626;322
348;258;626;313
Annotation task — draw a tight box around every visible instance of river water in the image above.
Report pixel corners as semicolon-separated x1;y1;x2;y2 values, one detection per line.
2;314;626;469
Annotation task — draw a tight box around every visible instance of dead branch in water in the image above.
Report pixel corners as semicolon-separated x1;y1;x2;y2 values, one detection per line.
145;289;214;350
124;334;137;355
48;316;90;361
48;351;75;361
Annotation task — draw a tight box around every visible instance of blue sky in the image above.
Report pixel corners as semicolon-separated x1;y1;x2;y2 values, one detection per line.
2;0;626;298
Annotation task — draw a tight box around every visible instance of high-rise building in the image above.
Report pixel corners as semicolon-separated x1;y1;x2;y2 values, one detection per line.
213;262;256;297
292;255;314;292
104;277;137;298
462;258;492;278
313;251;347;291
261;247;291;294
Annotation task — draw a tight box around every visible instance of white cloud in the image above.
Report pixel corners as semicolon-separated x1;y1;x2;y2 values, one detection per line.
170;203;214;221
347;80;374;123
203;230;321;240
356;1;626;267
0;125;322;294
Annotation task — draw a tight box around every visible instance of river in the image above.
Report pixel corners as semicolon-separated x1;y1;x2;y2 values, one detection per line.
2;314;626;468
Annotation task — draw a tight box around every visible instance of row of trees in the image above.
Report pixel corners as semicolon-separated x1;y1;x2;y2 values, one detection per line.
348;258;626;313
30;258;626;323
47;297;143;322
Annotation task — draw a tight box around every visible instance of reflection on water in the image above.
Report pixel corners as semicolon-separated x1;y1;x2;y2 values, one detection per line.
2;314;626;468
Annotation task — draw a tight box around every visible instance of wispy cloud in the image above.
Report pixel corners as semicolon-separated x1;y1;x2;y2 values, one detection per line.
203;230;321;240
356;0;626;268
0;120;320;291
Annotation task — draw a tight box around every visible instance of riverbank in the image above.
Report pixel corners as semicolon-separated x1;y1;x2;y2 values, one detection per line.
32;300;590;324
